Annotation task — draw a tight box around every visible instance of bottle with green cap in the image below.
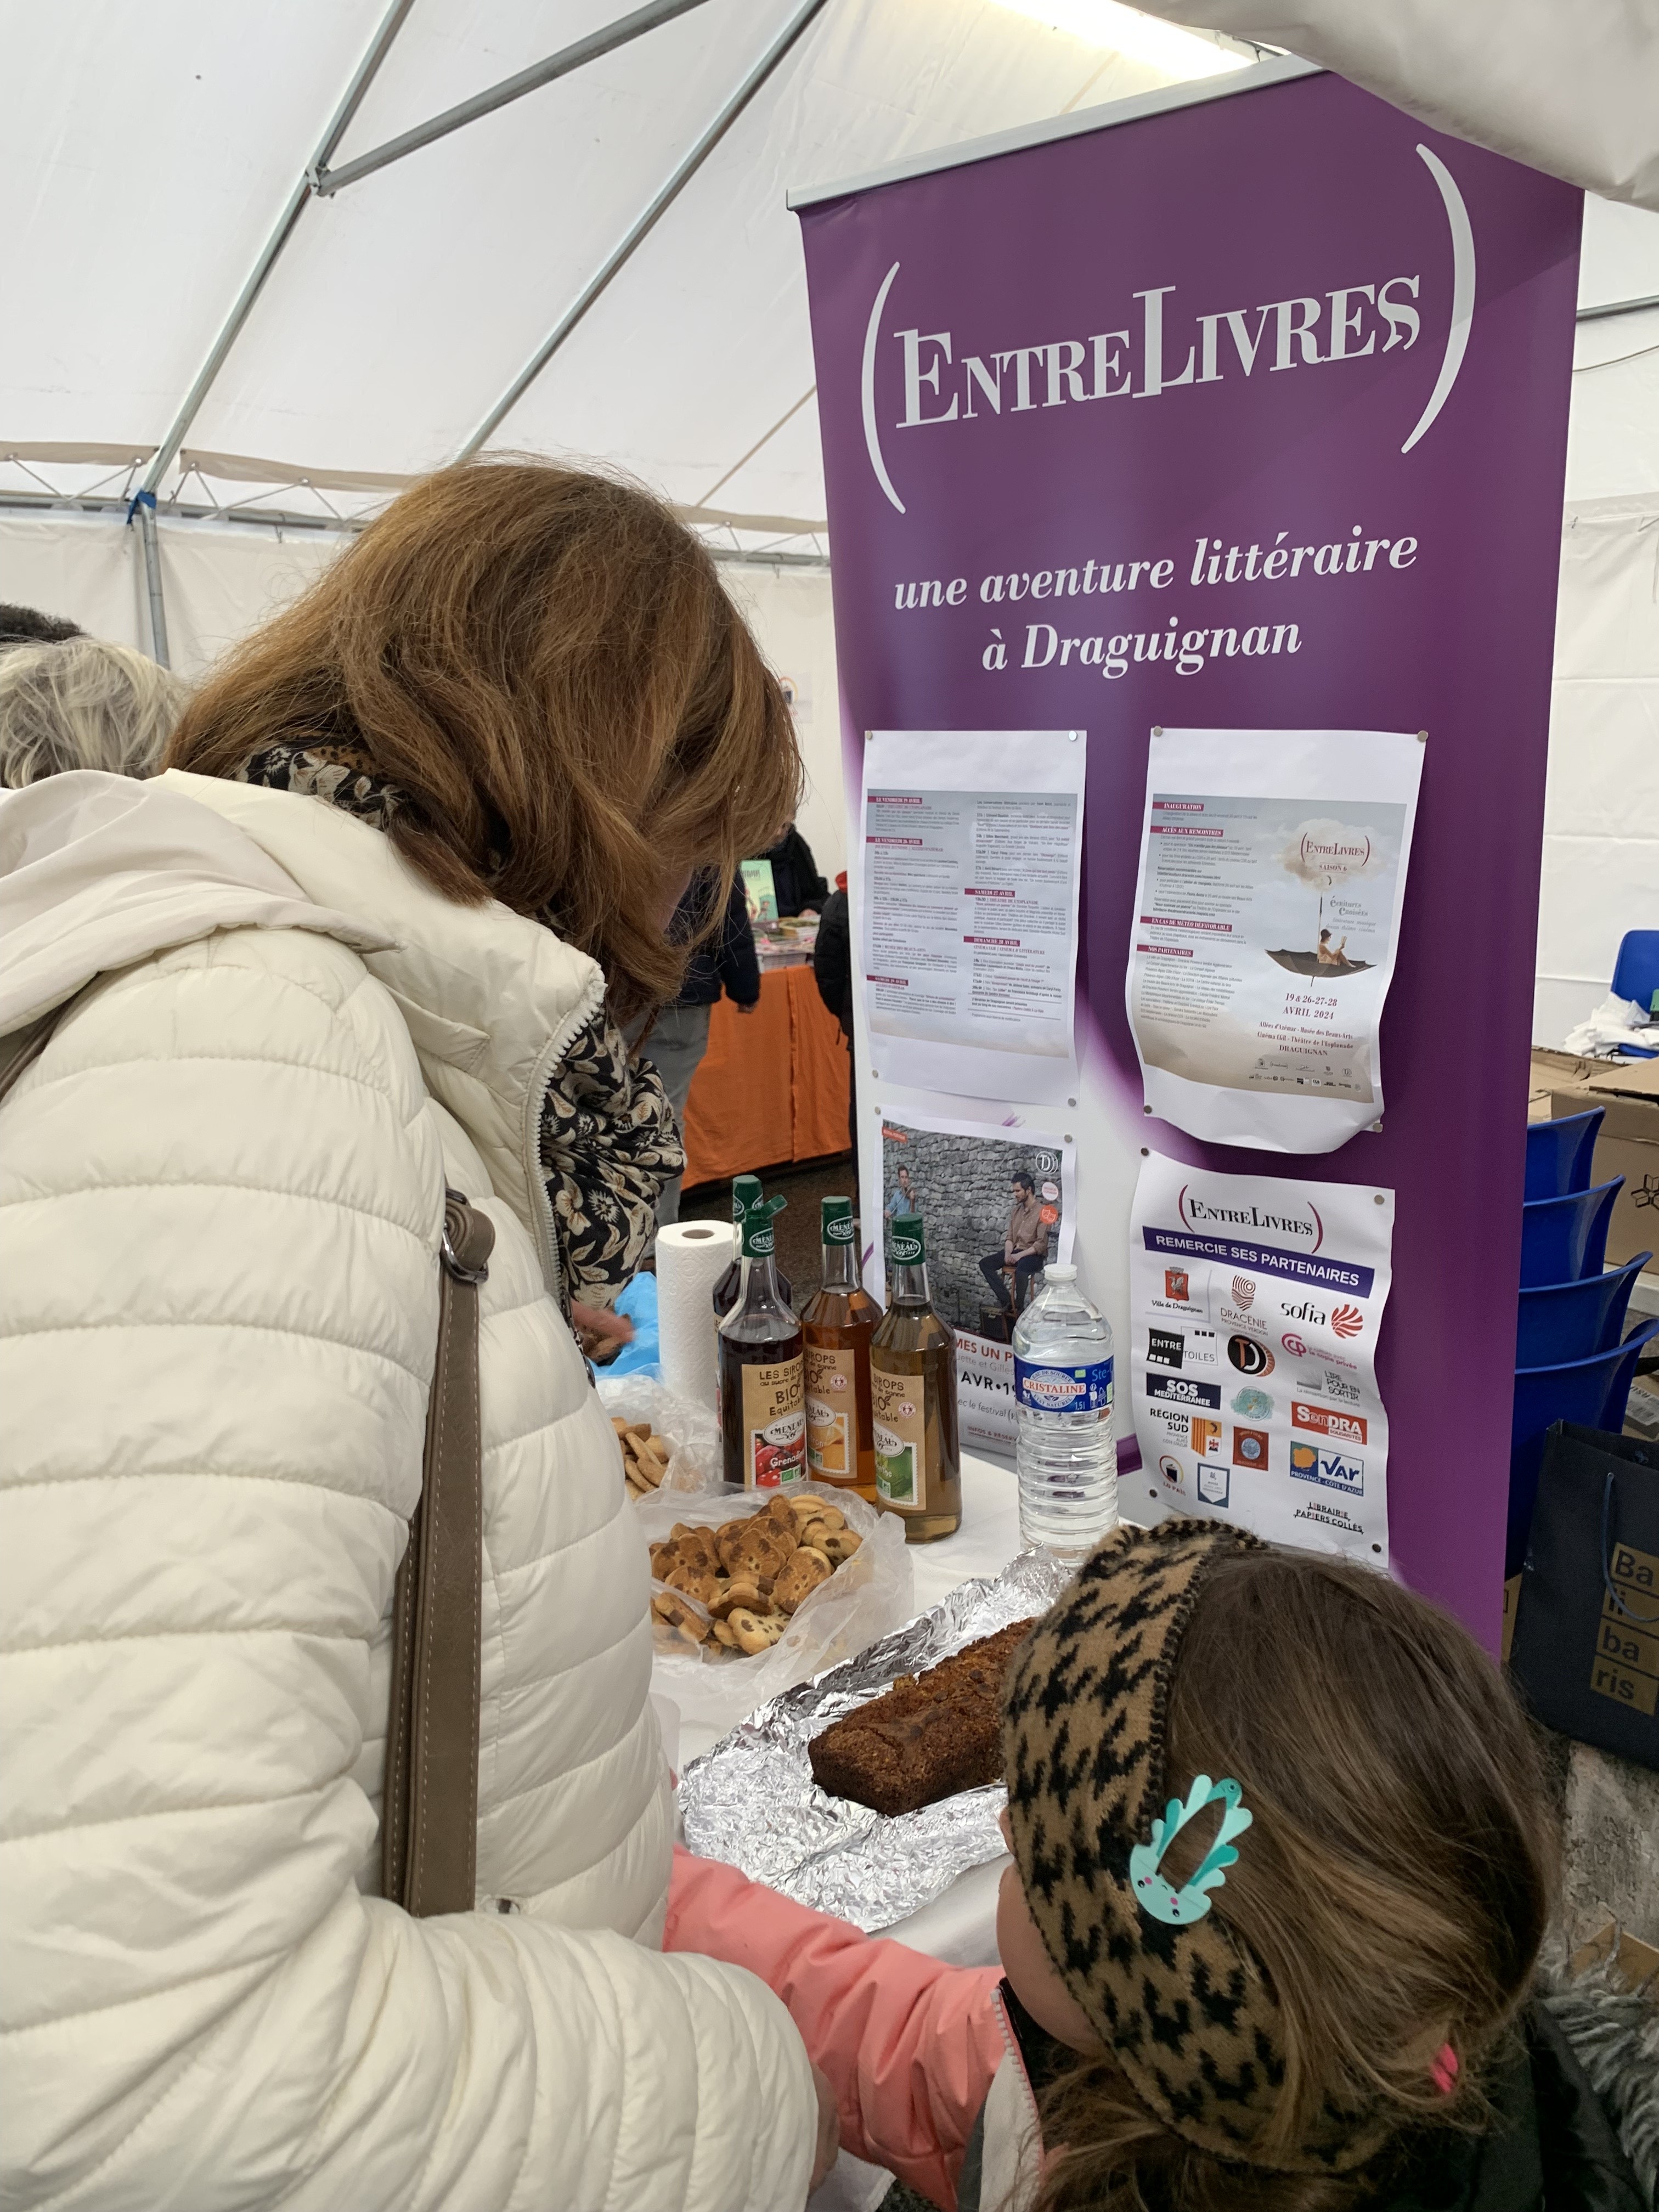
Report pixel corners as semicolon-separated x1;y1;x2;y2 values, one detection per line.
712;1172;792;1321
716;1178;806;1489
868;1213;961;1541
800;1198;883;1499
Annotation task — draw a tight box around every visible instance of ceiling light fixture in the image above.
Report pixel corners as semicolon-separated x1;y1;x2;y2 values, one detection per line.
989;0;1248;78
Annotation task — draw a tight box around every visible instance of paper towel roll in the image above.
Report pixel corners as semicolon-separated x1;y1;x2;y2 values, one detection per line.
658;1220;737;1410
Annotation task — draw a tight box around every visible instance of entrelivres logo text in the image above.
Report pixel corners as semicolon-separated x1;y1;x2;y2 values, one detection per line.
859;143;1474;515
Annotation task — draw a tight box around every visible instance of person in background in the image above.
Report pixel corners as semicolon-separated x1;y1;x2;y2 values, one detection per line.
979;1167;1046;1313
648;869;761;1237
0;636;189;786
668;1522;1648;2212
811;872;856;1161
0;601;82;647
885;1162;917;1218
758;815;828;915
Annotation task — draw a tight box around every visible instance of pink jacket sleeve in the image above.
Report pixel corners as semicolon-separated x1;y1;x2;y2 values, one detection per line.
665;1847;1004;2211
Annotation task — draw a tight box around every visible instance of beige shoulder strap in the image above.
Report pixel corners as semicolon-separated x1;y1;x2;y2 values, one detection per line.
382;1189;494;1916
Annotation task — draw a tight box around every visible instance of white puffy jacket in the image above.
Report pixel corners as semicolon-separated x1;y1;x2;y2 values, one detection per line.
0;770;817;2211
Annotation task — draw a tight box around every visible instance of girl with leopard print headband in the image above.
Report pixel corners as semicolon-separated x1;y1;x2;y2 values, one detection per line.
669;1521;1646;2212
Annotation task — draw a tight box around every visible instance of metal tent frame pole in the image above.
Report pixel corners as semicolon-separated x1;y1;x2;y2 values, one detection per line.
139;0;417;499
1578;292;1659;323
458;0;832;459
311;0;714;198
128;492;171;668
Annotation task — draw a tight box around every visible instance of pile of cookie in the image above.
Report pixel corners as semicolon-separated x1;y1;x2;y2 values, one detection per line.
650;1491;863;1656
613;1417;671;1499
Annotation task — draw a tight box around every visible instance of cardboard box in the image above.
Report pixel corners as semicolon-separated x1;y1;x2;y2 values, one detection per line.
1531;1049;1659;1269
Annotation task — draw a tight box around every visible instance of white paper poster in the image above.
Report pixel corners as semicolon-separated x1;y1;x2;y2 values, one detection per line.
1130;1152;1394;1563
861;729;1085;1107
875;1104;1077;1456
1125;727;1424;1153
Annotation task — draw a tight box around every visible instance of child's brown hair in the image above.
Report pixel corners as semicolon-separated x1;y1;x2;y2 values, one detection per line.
1020;1543;1558;2212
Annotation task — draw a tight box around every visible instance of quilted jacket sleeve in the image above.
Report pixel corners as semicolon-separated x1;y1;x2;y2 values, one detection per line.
0;931;816;2212
667;1849;1004;2211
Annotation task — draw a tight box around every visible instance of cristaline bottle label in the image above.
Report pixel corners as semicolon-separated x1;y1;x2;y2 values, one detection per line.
805;1346;857;1479
742;1357;806;1488
871;1363;927;1511
1014;1356;1113;1414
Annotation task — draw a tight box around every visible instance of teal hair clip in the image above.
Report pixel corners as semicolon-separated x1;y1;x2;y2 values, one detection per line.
1128;1775;1252;1926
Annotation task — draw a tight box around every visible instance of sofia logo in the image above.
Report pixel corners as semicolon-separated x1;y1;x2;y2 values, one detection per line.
1330;1303;1365;1340
891;1233;923;1263
1023;1368;1086;1410
859;146;1474;514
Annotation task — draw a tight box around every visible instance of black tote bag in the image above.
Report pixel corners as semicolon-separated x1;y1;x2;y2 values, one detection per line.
1509;1422;1659;1769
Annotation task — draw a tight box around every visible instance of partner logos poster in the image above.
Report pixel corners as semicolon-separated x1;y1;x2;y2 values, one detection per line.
877;1104;1077;1454
1126;726;1424;1152
1130;1151;1393;1561
861;727;1086;1105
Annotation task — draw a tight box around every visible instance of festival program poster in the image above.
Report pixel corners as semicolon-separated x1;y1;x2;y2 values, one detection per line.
861;728;1085;1107
1130;1152;1395;1564
1125;728;1424;1153
876;1105;1077;1455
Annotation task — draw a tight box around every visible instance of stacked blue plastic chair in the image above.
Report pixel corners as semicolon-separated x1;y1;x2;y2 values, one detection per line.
1510;1104;1656;1573
1609;929;1659;1058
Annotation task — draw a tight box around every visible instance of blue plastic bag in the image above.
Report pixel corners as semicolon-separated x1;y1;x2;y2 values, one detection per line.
604;1271;661;1378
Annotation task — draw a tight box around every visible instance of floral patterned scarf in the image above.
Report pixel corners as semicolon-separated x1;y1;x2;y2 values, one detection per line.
232;742;681;1312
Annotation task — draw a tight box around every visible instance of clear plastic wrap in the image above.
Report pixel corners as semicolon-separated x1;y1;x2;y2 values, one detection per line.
634;1482;915;1739
596;1372;720;1492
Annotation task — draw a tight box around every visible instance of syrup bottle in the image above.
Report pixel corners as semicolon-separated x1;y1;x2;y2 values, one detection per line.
800;1197;883;1500
869;1213;961;1542
718;1183;806;1490
713;1172;792;1318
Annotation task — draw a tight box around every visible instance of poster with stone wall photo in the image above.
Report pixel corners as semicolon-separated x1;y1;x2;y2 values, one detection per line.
875;1105;1077;1455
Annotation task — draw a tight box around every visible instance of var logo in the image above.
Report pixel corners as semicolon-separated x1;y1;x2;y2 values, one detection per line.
1289;1443;1364;1494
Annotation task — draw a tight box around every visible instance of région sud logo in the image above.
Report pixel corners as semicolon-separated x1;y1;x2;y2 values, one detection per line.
857;148;1476;514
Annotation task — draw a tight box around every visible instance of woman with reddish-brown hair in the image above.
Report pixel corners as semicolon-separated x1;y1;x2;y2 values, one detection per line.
0;460;834;2210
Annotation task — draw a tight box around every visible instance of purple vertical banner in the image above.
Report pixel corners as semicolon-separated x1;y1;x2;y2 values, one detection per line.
796;65;1579;1647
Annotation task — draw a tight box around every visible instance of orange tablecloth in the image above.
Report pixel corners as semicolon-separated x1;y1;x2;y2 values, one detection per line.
682;963;851;1188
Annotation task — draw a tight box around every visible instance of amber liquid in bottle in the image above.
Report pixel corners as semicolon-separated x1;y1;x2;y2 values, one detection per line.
800;1200;882;1500
718;1200;806;1489
869;1218;961;1543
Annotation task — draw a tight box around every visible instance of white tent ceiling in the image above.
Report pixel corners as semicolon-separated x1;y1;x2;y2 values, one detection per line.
8;0;1655;553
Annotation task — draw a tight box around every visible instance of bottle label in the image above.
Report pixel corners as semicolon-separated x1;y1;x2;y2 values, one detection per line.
805;1346;857;1480
1015;1356;1114;1414
742;1356;806;1488
871;1363;928;1511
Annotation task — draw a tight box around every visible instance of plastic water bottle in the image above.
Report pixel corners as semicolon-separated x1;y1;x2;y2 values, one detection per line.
1012;1265;1118;1562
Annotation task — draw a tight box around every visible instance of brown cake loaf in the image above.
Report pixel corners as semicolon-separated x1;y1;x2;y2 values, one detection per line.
808;1619;1037;1816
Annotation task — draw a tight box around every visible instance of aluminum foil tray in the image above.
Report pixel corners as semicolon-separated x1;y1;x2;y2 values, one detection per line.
678;1549;1066;1931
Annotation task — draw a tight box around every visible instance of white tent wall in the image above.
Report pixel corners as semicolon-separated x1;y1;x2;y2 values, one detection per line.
1537;492;1659;1047
0;509;848;874
720;563;845;878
